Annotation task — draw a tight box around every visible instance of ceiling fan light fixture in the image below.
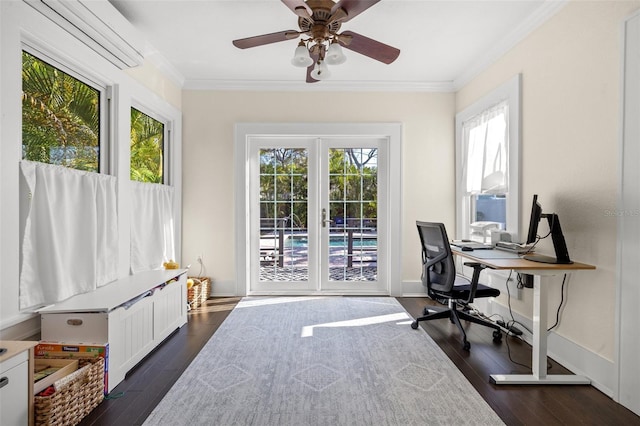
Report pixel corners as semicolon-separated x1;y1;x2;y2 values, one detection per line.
291;41;314;67
325;41;346;65
232;0;400;83
310;59;331;80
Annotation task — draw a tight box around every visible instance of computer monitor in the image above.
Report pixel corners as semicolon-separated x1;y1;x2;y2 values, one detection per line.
522;194;573;264
526;194;542;244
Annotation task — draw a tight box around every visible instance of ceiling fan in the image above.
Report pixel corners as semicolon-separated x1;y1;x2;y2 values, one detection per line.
232;0;400;83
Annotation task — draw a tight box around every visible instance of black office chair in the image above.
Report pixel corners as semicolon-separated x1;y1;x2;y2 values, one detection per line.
411;221;502;350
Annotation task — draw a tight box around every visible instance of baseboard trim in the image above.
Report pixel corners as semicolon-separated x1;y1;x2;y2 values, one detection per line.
489;303;614;397
209;280;239;297
402;280;427;297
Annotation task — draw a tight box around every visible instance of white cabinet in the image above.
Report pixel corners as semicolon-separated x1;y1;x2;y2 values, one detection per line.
0;341;38;426
39;270;187;393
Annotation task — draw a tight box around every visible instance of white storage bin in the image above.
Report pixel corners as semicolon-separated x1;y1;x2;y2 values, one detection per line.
41;313;109;344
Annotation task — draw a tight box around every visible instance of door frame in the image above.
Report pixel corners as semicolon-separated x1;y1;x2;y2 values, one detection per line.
235;123;402;297
615;10;640;416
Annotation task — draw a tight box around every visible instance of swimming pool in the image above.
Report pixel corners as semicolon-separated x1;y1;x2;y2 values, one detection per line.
285;235;377;248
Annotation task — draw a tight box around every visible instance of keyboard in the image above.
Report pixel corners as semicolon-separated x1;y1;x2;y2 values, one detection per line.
451;241;493;250
495;241;533;253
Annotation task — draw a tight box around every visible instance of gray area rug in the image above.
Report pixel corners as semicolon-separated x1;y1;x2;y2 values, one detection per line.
144;297;504;425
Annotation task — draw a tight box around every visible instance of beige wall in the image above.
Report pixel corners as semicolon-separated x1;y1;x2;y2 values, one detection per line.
125;58;183;110
457;0;640;360
181;91;455;290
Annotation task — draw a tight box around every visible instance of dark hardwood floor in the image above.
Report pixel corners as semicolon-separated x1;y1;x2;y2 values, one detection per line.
398;298;640;426
79;298;240;426
79;297;640;426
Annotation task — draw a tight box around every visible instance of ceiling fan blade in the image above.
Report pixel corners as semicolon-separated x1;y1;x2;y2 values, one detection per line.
331;0;380;22
339;30;400;64
281;0;313;20
232;31;300;49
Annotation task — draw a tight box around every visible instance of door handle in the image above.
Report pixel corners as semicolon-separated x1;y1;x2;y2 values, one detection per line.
322;208;333;228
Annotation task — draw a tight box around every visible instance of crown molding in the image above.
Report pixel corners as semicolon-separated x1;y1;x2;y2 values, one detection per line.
145;51;186;88
453;0;568;91
183;79;456;93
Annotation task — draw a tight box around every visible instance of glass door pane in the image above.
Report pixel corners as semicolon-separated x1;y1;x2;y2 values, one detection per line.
321;139;386;293
258;148;309;282
249;138;318;294
327;148;378;282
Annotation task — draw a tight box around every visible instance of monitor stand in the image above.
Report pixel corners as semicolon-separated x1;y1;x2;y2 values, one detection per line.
524;213;574;264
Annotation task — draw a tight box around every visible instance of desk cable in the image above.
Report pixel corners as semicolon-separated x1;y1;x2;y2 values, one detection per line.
501;270;537;370
499;270;569;371
547;273;568;332
520;232;549;257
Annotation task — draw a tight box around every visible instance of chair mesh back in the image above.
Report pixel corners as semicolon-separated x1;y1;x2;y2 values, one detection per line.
416;221;456;293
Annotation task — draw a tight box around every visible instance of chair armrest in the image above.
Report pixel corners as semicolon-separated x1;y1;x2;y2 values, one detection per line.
462;262;488;304
463;262;487;270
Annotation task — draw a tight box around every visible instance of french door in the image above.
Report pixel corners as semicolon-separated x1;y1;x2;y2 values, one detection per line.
248;136;388;294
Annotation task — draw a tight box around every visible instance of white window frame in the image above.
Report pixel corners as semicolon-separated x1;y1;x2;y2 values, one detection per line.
130;103;171;185
455;74;522;242
21;41;111;174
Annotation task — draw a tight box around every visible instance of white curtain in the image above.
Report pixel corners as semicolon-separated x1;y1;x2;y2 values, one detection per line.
462;100;509;195
130;181;175;274
19;161;118;309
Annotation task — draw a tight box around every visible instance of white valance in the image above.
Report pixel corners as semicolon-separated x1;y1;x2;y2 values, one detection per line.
130;181;175;274
462;100;509;195
23;0;144;69
19;160;118;309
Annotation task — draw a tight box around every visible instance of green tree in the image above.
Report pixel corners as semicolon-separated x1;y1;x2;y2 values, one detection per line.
130;108;164;183
259;147;377;231
22;51;100;172
329;148;378;227
260;148;308;228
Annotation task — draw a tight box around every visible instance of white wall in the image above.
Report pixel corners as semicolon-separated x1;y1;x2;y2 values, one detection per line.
457;0;640;363
0;0;182;339
181;90;455;295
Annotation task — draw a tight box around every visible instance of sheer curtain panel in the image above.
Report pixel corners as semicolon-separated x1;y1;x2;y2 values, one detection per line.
462;100;509;195
19;161;118;309
130;181;175;274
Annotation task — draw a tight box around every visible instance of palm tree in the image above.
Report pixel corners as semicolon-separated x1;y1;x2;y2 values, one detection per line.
130;108;164;183
22;51;100;172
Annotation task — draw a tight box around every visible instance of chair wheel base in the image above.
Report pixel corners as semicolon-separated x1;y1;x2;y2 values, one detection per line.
463;340;471;351
493;330;503;342
411;321;419;329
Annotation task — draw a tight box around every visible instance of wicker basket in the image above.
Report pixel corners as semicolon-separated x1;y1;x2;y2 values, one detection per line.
187;276;211;309
34;357;105;426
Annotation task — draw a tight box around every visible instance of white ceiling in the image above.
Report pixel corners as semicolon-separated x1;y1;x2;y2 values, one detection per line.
108;0;566;91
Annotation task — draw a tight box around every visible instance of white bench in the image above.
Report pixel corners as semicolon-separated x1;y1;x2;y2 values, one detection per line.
38;269;188;393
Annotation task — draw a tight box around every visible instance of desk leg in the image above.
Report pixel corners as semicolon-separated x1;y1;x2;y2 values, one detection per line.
532;275;547;379
490;275;591;385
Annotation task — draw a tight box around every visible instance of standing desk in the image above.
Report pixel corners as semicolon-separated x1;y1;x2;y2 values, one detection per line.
451;247;596;385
